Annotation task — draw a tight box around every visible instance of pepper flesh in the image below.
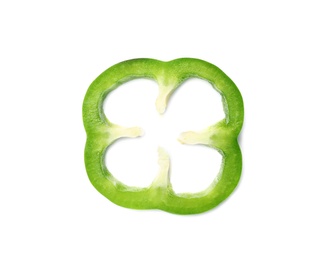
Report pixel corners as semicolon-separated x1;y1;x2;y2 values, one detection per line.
83;58;243;214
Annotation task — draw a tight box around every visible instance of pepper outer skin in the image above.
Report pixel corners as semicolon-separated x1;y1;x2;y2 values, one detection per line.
83;58;244;215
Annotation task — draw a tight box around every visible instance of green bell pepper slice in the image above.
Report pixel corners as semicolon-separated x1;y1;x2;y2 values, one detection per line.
83;58;243;214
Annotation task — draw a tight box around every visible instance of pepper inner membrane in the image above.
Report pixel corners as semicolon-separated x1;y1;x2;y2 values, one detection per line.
103;78;225;193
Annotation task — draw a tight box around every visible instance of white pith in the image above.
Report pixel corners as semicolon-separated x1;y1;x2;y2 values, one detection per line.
155;84;174;114
178;130;212;145
104;78;225;193
151;147;170;187
108;126;144;143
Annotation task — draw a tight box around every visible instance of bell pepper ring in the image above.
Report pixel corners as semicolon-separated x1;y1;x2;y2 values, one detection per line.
83;58;244;214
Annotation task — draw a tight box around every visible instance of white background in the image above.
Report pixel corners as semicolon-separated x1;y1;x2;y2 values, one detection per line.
1;1;332;259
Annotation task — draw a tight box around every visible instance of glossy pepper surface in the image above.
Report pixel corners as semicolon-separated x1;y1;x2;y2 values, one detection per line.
83;58;244;214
